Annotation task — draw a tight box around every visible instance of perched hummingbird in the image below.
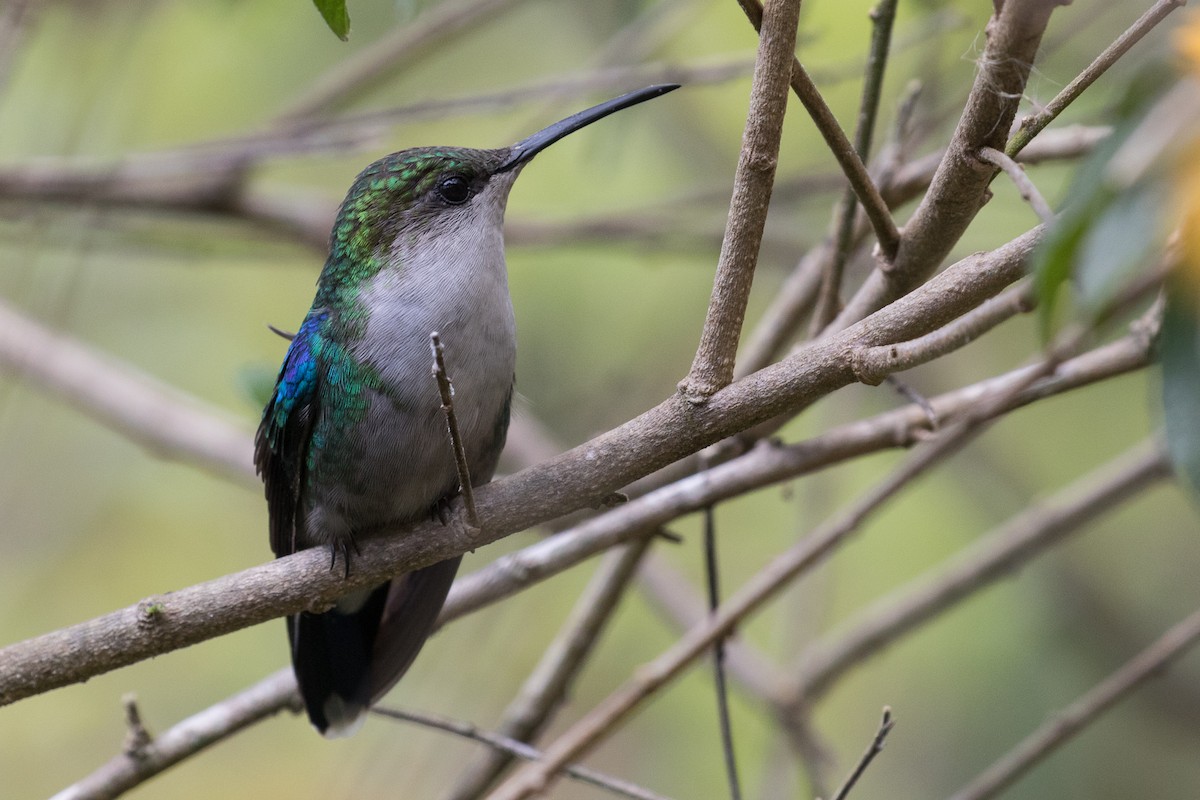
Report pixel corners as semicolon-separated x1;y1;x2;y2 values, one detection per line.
255;84;678;736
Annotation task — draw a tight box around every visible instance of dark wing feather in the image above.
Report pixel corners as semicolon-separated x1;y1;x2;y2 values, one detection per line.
255;318;323;557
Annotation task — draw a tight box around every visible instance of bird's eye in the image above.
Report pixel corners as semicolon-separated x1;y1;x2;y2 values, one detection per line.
437;176;471;205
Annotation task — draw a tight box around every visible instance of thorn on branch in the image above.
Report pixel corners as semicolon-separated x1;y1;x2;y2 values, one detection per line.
121;693;154;759
430;331;479;530
267;324;296;341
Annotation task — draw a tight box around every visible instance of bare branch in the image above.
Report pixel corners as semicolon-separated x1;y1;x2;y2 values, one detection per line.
445;537;654;800
52;670;300;800
830;708;895;800
0;229;1036;707
431;332;479;528
978;147;1056;224
811;0;900;331
0;297;255;483
680;0;802;401
852;280;1034;385
484;380;1018;800
833;0;1066;332
373;706;675;800
1006;0;1187;158
792;437;1172;702
947;605;1200;800
734;0;901;261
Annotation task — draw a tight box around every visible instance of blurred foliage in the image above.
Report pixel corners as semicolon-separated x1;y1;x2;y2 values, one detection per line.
0;1;1197;800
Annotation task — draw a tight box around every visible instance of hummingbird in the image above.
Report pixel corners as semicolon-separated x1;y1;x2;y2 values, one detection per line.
255;84;678;737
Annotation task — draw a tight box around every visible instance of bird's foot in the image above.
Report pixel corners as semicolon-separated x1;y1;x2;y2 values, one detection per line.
327;534;361;579
431;496;455;526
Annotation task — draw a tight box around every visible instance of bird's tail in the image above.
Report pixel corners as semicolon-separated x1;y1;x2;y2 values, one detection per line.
290;555;463;737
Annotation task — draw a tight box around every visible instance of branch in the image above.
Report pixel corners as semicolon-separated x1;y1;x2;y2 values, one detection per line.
0;228;1036;707
41;321;1156;794
978;147;1055;224
811;0;900;331
444;537;655;800
484;368;1026;800
791;437;1172;702
0;297;255;483
431;332;479;528
947;605;1200;800
832;0;1066;332
851;280;1034;385
829;708;895;800
441;310;1152;626
679;0;802;401
1006;0;1186;158
734;0;901;261
52;670;300;800
372;707;674;800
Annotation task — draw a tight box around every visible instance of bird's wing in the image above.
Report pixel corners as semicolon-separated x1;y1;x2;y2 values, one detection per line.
255;315;324;558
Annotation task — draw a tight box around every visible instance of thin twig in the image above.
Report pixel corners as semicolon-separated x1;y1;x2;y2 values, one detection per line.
372;706;675;800
978;147;1056;224
829;708;895;800
812;0;900;331
852;280;1035;385
734;0;901;261
704;506;743;800
444;536;656;800
1006;0;1187;158
947;606;1200;800
431;332;479;528
52;670;301;800
680;0;802;401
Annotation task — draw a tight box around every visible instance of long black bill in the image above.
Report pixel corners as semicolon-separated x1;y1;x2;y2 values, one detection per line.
496;83;679;173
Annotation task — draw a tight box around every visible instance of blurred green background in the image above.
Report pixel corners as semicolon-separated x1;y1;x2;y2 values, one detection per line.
0;0;1197;798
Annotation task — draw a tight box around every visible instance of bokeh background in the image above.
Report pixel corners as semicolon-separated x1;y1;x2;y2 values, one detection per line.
0;0;1197;798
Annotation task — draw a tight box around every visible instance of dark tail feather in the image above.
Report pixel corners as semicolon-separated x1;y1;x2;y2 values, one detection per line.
289;584;389;737
369;555;463;704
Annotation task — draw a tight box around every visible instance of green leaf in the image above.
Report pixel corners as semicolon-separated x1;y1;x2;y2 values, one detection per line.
1161;286;1200;498
313;0;350;41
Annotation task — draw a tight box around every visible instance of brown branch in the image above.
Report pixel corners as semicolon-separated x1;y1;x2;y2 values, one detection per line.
1006;0;1186;158
977;147;1055;224
40;322;1156;794
735;0;901;262
811;0;900;331
444;537;655;800
832;0;1066;332
372;707;675;800
679;0;802;401
431;332;479;528
851;280;1034;385
442;317;1152;627
484;368;1027;800
947;605;1200;800
0;230;1036;707
52;670;300;800
830;708;895;800
0;297;255;483
791;437;1172;703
